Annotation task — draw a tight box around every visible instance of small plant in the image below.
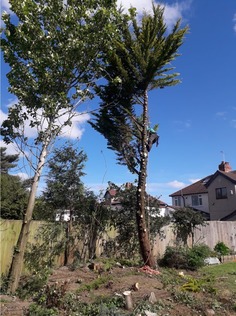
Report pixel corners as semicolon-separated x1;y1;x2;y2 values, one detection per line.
132;301;164;315
77;276;112;293
159;269;181;289
214;242;230;262
17;268;51;299
26;303;58;316
180;275;216;294
171;290;197;307
0;273;9;294
33;281;69;310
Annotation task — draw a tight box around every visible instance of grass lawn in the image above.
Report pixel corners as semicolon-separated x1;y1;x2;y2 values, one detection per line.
200;261;236;292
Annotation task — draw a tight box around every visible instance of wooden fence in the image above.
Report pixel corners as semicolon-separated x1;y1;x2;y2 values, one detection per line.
1;220;236;275
152;221;236;259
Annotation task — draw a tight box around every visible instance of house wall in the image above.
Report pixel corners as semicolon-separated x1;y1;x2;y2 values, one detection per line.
184;193;209;213
208;174;236;220
171;193;209;213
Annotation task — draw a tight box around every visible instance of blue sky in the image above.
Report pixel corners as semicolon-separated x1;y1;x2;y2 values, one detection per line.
1;0;236;204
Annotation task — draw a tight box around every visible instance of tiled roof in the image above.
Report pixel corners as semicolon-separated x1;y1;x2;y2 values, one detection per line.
206;170;236;187
169;176;211;197
170;169;236;197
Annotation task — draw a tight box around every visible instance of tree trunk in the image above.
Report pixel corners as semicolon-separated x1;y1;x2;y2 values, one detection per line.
88;219;98;260
7;141;49;293
136;90;155;268
64;213;73;266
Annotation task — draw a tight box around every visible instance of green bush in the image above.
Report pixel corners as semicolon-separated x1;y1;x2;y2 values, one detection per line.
17;268;51;299
187;244;213;270
27;303;58;316
159;246;188;269
214;242;230;257
160;244;213;270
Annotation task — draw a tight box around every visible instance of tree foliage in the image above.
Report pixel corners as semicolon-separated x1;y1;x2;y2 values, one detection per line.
0;147;29;219
0;174;29;219
90;4;188;267
104;182;170;259
91;5;188;174
1;0;123;293
172;207;207;246
43;144;87;217
0;147;19;174
43;144;111;261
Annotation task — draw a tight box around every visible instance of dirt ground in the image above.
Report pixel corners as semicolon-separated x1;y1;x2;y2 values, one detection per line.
0;263;235;316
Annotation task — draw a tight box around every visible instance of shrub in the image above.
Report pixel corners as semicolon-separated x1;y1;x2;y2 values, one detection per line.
187;244;213;270
17;268;51;299
214;242;230;257
159;246;188;269
160;244;212;270
27;303;58;316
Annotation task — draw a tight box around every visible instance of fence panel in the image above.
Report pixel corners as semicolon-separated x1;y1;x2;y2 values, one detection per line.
1;220;235;274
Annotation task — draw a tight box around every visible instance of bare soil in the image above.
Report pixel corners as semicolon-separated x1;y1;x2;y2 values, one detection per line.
1;263;235;316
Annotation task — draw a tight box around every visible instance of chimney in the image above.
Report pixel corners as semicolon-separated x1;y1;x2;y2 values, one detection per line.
218;161;232;172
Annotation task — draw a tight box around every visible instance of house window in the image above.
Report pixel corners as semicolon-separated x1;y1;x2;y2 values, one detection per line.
174;196;181;206
191;195;203;206
215;187;227;199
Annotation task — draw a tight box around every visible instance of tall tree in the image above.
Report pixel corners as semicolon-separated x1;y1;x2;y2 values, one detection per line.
0;174;29;219
1;0;121;292
43;145;110;262
91;5;188;267
0;147;19;174
0;147;29;219
43;144;87;265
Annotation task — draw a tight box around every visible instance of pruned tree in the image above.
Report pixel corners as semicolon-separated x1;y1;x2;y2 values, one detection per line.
103;182;170;260
91;5;188;267
0;0;121;292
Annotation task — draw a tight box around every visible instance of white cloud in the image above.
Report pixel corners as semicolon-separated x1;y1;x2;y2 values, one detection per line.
216;111;226;117
173;119;191;130
12;172;29;180
146;180;186;191
58;111;90;139
167;180;185;189
1;0;10;11
230;119;236;128
233;13;236;33
1;106;90;140
185;120;191;128
0;109;8;125
0;140;20;155
117;0;191;29
0;98;18;125
189;178;200;184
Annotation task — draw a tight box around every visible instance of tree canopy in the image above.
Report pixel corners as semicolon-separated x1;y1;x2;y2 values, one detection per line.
91;4;188;173
0;147;19;174
90;4;188;267
43;144;87;218
1;0;124;293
